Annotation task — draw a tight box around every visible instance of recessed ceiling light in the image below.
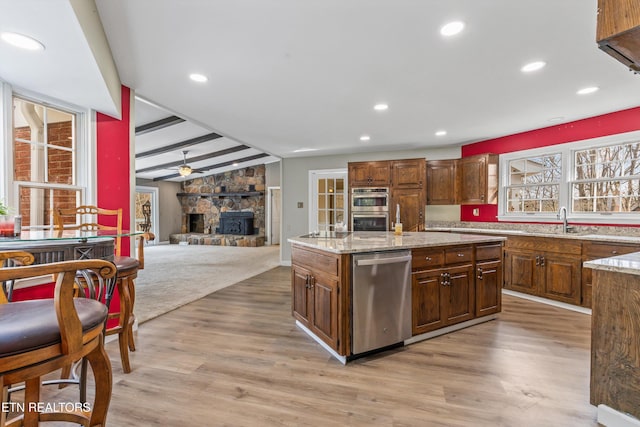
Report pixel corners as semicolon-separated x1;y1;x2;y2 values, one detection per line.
435;130;447;136
293;148;318;153
521;61;546;73
577;86;599;95
232;162;239;166
373;103;389;111
360;135;371;141
189;73;208;83
1;32;45;51
440;21;465;37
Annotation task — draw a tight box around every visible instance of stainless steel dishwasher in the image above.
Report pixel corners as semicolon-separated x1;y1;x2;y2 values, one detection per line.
352;250;412;356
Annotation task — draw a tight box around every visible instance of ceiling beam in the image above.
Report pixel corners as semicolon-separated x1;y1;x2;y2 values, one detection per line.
152;153;271;181
135;115;185;135
135;132;223;159
136;145;251;173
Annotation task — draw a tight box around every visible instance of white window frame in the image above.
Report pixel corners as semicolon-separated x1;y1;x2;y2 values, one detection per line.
0;82;96;226
498;129;640;224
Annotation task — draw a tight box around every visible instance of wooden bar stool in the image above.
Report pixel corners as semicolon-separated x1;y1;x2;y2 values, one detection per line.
53;205;149;373
0;252;116;427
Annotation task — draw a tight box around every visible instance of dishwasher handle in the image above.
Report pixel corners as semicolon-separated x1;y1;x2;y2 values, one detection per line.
355;255;412;266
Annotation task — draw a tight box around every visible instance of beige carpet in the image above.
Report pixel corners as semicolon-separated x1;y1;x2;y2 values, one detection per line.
133;244;281;323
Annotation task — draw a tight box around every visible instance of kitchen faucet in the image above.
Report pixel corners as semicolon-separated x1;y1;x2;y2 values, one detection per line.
557;206;569;233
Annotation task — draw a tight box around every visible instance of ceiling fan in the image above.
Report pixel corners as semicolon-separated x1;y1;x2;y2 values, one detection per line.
177;150;203;177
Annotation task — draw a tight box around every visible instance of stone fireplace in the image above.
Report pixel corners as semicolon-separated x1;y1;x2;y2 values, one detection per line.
170;165;266;246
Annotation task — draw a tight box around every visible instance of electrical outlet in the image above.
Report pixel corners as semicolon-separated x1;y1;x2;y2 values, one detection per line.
473;208;480;216
297;202;304;208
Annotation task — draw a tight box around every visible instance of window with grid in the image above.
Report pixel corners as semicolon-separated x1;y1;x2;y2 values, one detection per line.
12;96;84;228
505;153;562;213
572;142;640;213
316;177;346;231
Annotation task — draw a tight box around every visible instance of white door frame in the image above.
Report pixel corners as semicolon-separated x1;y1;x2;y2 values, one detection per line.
135;185;159;244
266;186;281;245
308;168;348;233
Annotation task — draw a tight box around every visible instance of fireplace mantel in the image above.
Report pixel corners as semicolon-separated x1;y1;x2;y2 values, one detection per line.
177;191;263;199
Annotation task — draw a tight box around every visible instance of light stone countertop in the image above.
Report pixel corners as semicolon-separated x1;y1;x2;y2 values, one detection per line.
288;231;505;254
426;227;640;244
584;252;640;276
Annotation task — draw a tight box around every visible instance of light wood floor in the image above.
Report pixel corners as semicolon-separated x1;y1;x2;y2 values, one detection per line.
36;266;597;426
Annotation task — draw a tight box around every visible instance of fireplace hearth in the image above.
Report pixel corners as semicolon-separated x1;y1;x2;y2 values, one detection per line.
217;211;254;235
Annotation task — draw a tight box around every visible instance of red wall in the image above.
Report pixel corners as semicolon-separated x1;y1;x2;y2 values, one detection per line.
96;85;132;255
460;106;640;222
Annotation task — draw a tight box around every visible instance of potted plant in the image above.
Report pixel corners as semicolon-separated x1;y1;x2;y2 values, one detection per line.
0;201;15;237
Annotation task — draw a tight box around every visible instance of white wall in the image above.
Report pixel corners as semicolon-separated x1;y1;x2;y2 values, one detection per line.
136;178;182;242
280;146;461;263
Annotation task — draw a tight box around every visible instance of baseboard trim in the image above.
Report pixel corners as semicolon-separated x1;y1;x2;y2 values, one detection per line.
502;289;592;315
295;320;347;365
598;405;640;427
405;314;498;345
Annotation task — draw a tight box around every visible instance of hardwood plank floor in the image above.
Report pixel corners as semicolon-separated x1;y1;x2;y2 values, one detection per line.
32;266;597;426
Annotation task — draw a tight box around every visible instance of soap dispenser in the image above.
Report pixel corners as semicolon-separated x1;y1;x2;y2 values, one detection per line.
394;204;402;235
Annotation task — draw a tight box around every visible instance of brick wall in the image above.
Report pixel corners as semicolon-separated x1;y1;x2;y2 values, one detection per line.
14;121;76;226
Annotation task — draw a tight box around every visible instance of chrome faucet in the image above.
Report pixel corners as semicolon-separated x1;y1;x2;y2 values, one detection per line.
557;206;569;233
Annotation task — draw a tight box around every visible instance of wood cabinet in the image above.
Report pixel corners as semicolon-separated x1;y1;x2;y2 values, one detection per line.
411;245;475;335
291;245;347;353
426;160;457;205
349;158;426;231
581;241;638;308
457;154;499;205
475;243;503;317
390;158;426;231
348;161;391;187
596;0;640;73
391;158;425;189
504;236;582;305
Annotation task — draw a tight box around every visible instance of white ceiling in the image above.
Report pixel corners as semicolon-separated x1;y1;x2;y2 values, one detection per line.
2;1;640;182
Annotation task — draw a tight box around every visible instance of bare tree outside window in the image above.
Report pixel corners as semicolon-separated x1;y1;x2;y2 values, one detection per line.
573;142;640;213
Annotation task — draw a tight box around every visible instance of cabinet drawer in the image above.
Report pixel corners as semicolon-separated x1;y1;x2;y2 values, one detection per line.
291;246;339;277
583;242;639;259
412;248;444;270
506;236;581;255
476;243;503;261
445;246;473;265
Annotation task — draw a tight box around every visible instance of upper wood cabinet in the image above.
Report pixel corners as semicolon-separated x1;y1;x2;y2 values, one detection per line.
390;158;425;189
391;188;424;231
457;154;499;205
348;161;391;187
426;159;457;205
596;0;640;73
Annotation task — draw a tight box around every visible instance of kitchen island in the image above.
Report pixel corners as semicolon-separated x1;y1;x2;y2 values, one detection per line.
584;253;640;426
288;231;505;363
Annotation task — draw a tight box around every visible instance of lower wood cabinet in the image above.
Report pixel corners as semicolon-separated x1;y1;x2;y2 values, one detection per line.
412;243;502;336
504;236;582;305
291;246;346;354
581;241;639;308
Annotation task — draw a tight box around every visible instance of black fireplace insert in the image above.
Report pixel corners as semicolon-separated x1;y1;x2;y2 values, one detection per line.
217;211;254;235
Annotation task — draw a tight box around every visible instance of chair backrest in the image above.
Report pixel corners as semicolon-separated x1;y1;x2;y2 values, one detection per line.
53;205;123;257
0;251;35;304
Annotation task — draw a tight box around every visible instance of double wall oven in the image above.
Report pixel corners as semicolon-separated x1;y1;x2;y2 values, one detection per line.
350;187;389;231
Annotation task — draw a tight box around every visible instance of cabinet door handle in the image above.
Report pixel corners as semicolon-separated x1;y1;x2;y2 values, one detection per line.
612;250;618;254
540;256;545;267
477;267;483;280
305;274;310;288
425;256;432;261
457;253;465;257
535;255;540;266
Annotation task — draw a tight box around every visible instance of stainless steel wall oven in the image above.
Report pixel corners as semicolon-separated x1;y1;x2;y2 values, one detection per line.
350;187;389;231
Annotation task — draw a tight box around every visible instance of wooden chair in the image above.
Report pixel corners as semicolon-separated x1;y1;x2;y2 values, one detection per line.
0;251;115;427
53;205;151;373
